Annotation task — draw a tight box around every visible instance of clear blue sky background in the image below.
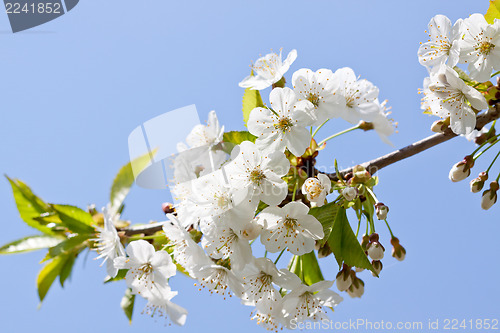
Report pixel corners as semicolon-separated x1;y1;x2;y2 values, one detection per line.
1;1;499;332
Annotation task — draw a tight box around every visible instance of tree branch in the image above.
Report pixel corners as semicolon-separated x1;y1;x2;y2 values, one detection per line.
122;105;500;235
325;104;500;181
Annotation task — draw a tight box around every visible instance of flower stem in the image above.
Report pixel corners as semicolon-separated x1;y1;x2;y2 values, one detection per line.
312;119;330;138
486;149;500;174
472;134;500;158
384;219;395;238
292;178;299;202
318;125;360;146
474;138;500;160
491;71;500;78
274;248;286;265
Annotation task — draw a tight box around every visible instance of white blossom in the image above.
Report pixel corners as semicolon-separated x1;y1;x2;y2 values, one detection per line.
424;64;488;135
292;68;341;124
94;207;125;278
418;15;462;70
459;14;500;82
248;87;314;157
329;67;380;124
239;49;297;90
225;141;290;206
282;280;342;328
301;174;331;207
114;240;176;299
143;286;188;326
259;202;324;255
193;264;244;299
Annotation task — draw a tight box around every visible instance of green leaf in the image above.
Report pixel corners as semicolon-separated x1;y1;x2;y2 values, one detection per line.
327;207;375;274
47;234;89;259
309;202;339;247
37;255;67;302
121;288;135;324
51;204;95;234
485;0;500;24
110;151;155;212
242;77;264;126
221;131;258;154
59;252;77;287
288;251;324;286
0;235;63;255
6;176;55;235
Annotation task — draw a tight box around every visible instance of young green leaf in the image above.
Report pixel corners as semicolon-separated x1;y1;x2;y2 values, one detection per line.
221;131;258;154
104;269;127;283
51;205;95;234
309;202;339;247
110;151;155;212
327;207;375;274
242;79;264;126
6;176;56;235
0;235;64;255
59;252;77;287
47;234;89;259
121;288;135;324
288;251;324;286
37;254;67;302
485;0;500;24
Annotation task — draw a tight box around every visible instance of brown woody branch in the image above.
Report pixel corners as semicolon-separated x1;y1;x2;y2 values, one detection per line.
325;104;500;181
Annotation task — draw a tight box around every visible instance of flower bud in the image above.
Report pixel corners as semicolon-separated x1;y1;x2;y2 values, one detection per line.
470;171;488;193
351;165;371;184
449;156;474;182
375;202;389;220
335;264;353;292
162;202;175;214
367;242;385;260
355;267;365;273
360;234;370;251
390;237;406;261
347;277;365;298
481;181;499;210
342;186;358;201
371;260;383;277
240;220;263;240
430;120;445;133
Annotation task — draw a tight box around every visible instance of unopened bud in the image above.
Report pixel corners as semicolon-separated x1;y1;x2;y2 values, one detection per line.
390;237;406;261
342;186;358;201
347;277;365;298
371;260;383;277
367;242;385;260
352;165;371;184
335;264;353;292
162;202;175;214
360;234;370;251
430;120;445;133
449;156;474;182
470;173;488;193
375;202;389;220
355;267;365;273
481;181;499;210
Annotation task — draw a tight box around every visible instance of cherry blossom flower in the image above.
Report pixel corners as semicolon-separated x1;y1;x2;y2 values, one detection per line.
292;68;341;124
225;141;290;206
424;64;488;135
330;67;380;124
259;202;324;255
248;87;314;157
114;240;176;298
369;100;395;145
282;280;342;328
459;14;500;82
94;207;125;278
201;219;253;270
143;286;188;326
239;49;297;90
418;15;462;71
177;110;224;151
301;174;331;207
192;264;244;299
162;214;211;276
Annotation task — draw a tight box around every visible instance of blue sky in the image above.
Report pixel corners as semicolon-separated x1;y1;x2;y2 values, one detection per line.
1;1;499;332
